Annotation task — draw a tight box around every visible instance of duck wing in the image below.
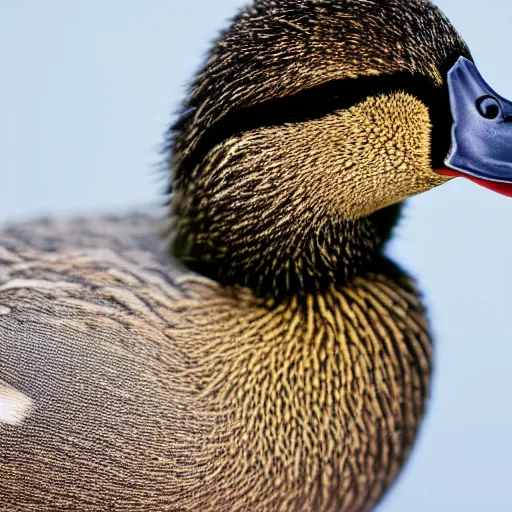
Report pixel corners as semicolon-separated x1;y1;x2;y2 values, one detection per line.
0;211;211;510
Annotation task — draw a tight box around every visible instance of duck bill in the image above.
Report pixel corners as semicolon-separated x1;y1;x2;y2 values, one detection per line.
438;56;512;197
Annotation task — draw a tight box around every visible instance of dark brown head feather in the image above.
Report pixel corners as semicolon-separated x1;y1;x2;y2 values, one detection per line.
170;0;469;179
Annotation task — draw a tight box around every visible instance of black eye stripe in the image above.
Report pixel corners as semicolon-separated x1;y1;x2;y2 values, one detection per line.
175;71;448;180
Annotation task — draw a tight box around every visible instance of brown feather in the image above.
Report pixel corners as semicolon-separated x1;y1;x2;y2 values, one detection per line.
1;0;472;510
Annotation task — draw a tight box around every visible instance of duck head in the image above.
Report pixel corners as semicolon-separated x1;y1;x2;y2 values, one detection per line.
169;0;511;294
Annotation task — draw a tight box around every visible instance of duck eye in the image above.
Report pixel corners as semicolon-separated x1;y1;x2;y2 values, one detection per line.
477;96;500;119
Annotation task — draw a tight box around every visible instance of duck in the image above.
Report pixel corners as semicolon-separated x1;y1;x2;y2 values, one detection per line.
2;0;512;511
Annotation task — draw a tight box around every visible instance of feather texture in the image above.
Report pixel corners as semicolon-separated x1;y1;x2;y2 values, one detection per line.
1;0;471;509
0;213;430;510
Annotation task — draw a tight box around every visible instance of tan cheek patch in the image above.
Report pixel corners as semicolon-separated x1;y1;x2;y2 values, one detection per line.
0;382;33;426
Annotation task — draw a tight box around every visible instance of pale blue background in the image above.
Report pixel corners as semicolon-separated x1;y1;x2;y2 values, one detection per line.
1;1;512;510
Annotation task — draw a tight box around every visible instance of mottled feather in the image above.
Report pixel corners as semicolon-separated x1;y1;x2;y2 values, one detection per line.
0;0;471;510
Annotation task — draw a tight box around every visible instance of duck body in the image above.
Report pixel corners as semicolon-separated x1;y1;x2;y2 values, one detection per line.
0;212;429;511
5;0;511;510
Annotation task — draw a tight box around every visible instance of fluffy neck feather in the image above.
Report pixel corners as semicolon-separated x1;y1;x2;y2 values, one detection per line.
172;199;401;296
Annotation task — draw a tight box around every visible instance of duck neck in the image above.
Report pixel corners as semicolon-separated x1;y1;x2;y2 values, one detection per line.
170;188;402;297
